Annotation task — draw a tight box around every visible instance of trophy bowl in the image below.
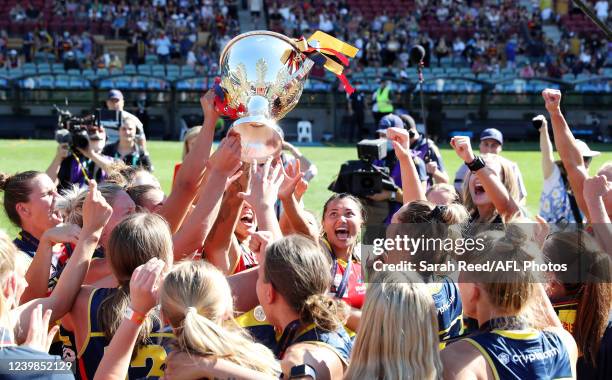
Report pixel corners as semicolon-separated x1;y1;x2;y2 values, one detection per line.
219;31;313;162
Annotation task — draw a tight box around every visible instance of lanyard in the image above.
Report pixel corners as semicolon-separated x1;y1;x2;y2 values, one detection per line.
14;230;39;257
71;152;91;182
275;319;302;359
322;239;352;299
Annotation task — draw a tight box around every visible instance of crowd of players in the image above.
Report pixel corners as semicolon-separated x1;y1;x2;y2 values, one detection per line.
0;87;610;379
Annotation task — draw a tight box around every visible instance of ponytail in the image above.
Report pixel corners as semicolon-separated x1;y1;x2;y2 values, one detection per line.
98;284;158;358
576;283;612;365
0;171;41;227
300;294;348;332
162;262;279;376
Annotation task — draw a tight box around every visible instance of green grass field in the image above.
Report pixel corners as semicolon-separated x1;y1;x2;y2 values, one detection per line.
1;139;610;236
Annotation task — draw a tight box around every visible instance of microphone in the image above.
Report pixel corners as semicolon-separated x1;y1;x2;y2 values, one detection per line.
409;45;425;65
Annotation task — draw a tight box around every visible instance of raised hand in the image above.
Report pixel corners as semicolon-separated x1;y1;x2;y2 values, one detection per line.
278;160;303;202
541;89;562;114
238;157;284;211
249;230;274;263
294;178;309;202
82;181;113;235
22;304;59;353
129;258;165;315
426;161;438;175
583;175;610;199
42;224;81;245
533;114;548;131
200;90;220;125
450;136;476;163
386;127;410;158
209;134;242;176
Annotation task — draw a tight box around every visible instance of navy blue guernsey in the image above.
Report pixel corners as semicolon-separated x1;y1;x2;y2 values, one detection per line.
72;288;173;380
429;276;463;343
236;309;353;365
464;328;573;380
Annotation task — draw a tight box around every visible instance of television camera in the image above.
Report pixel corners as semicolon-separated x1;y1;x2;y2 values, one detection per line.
329;139;398;197
53;105;122;150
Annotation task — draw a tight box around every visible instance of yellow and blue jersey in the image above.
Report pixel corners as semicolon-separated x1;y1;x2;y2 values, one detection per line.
429;276;463;343
463;329;572;380
236;308;353;365
74;288;174;380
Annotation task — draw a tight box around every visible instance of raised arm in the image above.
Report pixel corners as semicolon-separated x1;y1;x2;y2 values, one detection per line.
542;89;591;220
158;91;218;233
46;143;70;184
387;127;426;203
94;258;164;380
536;115;555;180
15;181;112;342
278;160;319;240
202;180;246;275
583;175;612;256
172;134;242;261
79;148;115;174
451;136;519;220
238;158;284;241
21;224;81;303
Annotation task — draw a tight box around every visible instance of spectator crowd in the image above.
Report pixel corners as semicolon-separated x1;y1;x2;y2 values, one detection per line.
0;0;241;75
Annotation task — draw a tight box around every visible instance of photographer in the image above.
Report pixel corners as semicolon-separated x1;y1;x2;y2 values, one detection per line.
46;124;113;192
105;89;144;144
536;114;599;224
367;114;427;224
102;113;153;171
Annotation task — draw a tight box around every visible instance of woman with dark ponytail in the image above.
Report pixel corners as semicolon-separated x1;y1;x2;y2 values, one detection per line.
0;171;80;301
543;231;612;378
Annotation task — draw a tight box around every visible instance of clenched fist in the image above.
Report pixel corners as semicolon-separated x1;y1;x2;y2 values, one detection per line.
541;89;562;114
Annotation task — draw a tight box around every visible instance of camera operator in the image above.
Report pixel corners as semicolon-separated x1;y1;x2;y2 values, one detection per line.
105;89;144;144
366;114;427;224
398;113;448;186
102;113;153;171
46;124;113;192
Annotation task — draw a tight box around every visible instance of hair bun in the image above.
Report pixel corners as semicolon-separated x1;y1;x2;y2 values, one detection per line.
0;172;10;191
503;224;529;249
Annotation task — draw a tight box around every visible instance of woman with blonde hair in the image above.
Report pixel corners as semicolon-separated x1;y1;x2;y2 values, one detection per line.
345;271;443;380
160;261;280;377
441;225;577;379
450;136;520;223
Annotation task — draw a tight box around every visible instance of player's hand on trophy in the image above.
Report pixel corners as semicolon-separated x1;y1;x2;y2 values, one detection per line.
200;90;220;124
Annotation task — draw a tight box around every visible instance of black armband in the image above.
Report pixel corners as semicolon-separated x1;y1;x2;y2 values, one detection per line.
466;156;485;172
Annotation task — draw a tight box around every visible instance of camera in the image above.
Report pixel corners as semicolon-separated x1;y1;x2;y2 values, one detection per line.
53;106;123;151
329;139;397;197
53;105;96;150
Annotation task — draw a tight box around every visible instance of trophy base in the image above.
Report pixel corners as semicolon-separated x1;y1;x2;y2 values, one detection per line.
231;116;283;163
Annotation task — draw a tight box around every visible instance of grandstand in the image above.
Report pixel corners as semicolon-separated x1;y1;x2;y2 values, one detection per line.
0;0;609;142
